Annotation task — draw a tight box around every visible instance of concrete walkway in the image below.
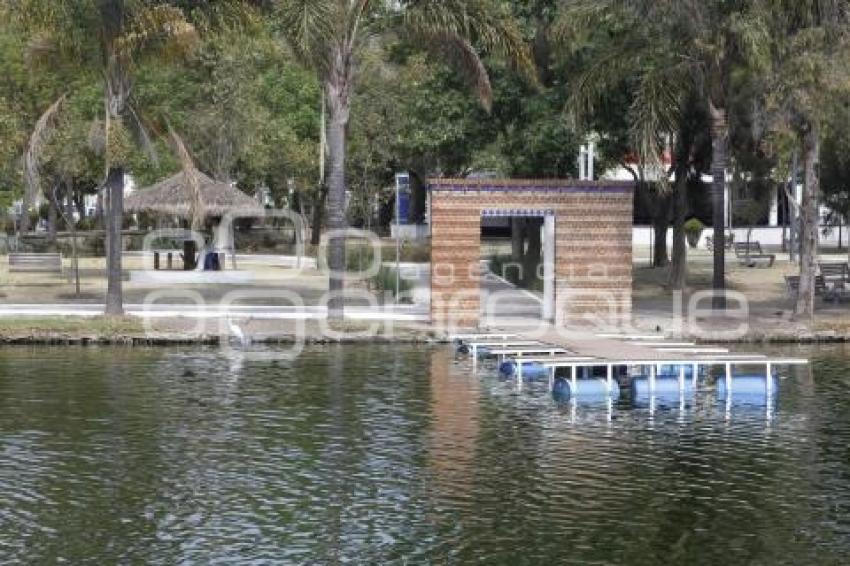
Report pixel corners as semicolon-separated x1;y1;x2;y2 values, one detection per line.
480;271;543;321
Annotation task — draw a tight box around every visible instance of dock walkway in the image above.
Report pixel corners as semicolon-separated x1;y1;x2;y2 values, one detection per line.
451;328;808;398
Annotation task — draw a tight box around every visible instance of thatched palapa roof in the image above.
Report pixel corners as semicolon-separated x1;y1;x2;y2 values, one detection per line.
125;170;264;219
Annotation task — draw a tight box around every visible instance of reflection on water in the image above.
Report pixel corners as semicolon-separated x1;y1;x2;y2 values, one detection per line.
0;344;848;563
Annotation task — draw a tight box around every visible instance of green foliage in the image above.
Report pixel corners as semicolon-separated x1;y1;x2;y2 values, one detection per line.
132;9;320;200
683;218;705;248
371;266;413;302
0;208;15;235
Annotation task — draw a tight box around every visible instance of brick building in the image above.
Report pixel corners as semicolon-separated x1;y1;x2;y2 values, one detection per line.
429;179;634;329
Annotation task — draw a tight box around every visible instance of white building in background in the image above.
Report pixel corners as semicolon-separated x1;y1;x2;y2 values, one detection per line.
591;141;847;248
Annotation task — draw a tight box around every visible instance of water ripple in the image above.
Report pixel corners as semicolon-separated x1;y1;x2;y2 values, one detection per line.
0;344;848;563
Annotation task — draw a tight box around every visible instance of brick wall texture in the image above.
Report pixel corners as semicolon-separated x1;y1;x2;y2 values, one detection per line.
429;179;634;329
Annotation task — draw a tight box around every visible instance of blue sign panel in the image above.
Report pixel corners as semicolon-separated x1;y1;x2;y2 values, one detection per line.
395;173;411;225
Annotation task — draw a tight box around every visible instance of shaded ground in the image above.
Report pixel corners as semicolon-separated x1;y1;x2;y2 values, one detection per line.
0;255;332;306
633;247;850;338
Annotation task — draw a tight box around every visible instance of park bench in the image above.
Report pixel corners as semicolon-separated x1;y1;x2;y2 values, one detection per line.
8;252;63;274
818;262;850;284
784;274;848;302
734;241;775;267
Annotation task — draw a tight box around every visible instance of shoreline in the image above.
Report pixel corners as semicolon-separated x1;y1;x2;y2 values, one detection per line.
1;316;850;345
0;334;445;346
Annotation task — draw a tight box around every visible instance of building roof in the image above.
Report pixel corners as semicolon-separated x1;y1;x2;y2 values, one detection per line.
427;178;635;193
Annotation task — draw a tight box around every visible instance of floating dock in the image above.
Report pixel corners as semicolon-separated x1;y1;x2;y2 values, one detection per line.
451;331;808;404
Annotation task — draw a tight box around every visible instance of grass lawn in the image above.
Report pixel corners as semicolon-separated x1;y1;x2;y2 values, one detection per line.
0;316;146;338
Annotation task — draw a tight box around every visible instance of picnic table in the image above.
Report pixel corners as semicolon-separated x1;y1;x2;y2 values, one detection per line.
152;242;225;271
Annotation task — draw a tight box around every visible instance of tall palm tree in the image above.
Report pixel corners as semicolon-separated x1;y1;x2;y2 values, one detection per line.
276;0;536;320
12;0;196;315
561;0;768;309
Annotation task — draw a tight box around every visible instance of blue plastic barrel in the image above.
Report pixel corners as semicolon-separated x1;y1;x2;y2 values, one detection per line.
498;360;549;378
551;376;620;402
455;344;492;357
632;375;695;397
655;364;700;379
716;375;779;405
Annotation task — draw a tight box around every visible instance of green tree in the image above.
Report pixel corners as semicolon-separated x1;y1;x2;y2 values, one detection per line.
275;0;535;319
561;0;769;307
12;0;197;315
133;7;321;216
821;102;850;253
762;0;850;318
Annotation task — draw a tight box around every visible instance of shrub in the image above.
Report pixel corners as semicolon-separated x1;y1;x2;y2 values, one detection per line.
684;218;705;249
399;242;430;263
346;243;378;272
39;202;55;222
0;210;14;235
76;217;98;231
371;265;413;302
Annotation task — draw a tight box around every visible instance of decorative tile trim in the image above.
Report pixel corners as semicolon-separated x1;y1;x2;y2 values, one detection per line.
429;184;633;194
481;209;555;217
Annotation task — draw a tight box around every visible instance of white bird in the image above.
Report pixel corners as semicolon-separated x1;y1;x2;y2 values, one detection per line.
227;317;251;346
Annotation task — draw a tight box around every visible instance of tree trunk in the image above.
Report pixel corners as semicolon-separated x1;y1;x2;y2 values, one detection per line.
511;218;525;262
96;191;104;229
105;166;124;316
19;192;32;233
709;105;729;309
74;191;85;222
639;182;670;268
523;218;542;287
652;215;669;268
795;124;820;319
668;169;689;289
325;86;350;321
47;190;58;249
408;171;427;224
61;182;82;297
310;184;328;246
65;188;76;229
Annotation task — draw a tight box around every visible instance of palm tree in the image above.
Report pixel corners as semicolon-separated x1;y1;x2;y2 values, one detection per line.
12;0;196;315
561;0;768;309
276;0;535;320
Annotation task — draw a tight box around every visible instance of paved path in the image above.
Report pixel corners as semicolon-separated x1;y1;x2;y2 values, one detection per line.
480;272;543;320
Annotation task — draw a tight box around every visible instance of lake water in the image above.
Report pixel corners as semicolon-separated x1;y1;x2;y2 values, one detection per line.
0;344;848;564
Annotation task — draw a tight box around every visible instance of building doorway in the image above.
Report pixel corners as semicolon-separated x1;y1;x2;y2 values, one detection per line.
480;211;555;323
